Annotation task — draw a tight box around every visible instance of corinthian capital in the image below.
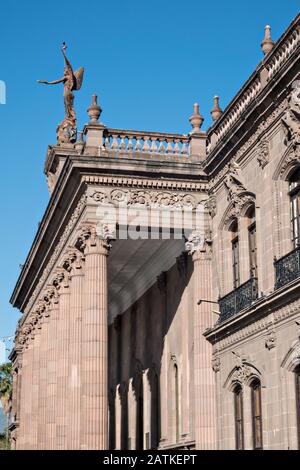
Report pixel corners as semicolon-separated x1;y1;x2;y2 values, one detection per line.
185;231;205;254
76;221;115;254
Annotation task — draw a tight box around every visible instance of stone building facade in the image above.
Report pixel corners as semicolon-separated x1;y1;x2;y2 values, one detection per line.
8;13;300;450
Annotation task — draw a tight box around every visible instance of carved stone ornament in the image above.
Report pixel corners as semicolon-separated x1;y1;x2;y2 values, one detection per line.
231;354;252;384
282;81;300;145
90;189;200;209
265;325;276;350
185;231;205;254
205;194;217;218
223;161;247;201
257;138;269;169
212;354;221;373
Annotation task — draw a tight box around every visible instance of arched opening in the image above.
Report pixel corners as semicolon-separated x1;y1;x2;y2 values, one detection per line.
250;378;263;450
233;384;244;450
289;167;300;248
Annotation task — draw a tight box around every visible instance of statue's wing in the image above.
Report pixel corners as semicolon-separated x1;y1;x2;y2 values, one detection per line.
74;67;84;90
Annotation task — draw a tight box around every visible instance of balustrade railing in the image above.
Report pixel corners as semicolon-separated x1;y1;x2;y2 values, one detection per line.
103;129;190;155
274;246;300;289
218;277;258;322
207;16;300;154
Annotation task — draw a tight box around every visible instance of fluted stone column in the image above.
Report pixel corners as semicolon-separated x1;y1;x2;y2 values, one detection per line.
37;301;51;449
31;315;42;449
46;282;60;449
68;249;84;449
80;224;111;449
56;270;71;449
186;232;216;449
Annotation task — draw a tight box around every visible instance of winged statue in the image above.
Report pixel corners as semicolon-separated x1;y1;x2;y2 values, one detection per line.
38;43;84;144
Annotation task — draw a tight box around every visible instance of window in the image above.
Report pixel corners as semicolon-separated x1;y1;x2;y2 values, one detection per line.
231;220;240;288
247;207;257;278
234;384;244;450
251;379;263;449
295;366;300;449
289;168;300;248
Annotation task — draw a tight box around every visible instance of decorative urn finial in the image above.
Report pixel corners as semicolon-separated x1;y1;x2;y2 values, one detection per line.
189;103;204;134
261;25;274;55
87;94;102;123
210;96;223;121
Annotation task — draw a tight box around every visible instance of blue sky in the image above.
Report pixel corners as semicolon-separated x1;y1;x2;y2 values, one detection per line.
0;0;299;352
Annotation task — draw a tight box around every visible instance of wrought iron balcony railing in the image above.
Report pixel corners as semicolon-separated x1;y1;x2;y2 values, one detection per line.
218;277;258;323
274;246;300;289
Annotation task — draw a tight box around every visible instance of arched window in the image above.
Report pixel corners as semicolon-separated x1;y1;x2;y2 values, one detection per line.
233;384;244;449
250;379;263;449
174;364;179;442
289;168;300;248
247;205;257;278
230;219;240;288
295;365;300;449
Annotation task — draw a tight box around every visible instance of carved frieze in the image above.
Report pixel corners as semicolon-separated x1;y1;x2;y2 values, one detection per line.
90;188;202;209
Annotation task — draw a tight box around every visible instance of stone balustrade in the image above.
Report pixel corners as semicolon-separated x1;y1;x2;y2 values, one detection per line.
103;129;190;155
211;77;261;149
266;23;300;81
207;15;300;154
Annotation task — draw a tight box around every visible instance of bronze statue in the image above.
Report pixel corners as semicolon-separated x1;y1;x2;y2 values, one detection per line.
38;43;84;144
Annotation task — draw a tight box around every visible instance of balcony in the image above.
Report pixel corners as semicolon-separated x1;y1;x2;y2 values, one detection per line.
218;277;258;322
274;246;300;289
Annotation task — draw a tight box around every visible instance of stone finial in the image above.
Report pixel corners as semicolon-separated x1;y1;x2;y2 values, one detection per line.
75;130;85;154
261;25;274;56
189;103;204;134
210;96;223;121
87;94;102;123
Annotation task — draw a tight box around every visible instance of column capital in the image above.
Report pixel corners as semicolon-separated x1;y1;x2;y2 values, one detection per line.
185;230;212;260
76;221;115;255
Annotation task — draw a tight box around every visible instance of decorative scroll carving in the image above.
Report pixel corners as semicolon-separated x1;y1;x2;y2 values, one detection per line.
265;326;276;350
257;138;269;169
224;161;246;201
282;81;300;144
24;193;87;315
205;194;216;218
77;222;115;253
212;354;221;373
279;142;300;178
90;189;200;209
185;229;212;255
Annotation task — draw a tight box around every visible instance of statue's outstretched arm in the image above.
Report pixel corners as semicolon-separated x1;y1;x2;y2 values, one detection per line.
37;78;65;85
